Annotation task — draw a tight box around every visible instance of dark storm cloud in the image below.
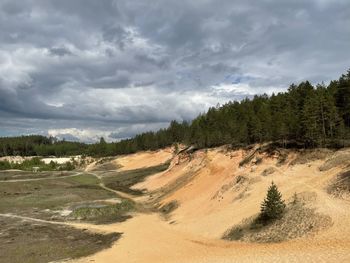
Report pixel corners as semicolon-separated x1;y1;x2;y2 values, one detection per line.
0;0;349;142
49;46;73;57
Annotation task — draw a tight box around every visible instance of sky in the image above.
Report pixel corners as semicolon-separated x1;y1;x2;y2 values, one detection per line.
0;0;349;143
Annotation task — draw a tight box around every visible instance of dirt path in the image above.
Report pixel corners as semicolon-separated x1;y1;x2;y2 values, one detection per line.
85;171;138;200
98;182;137;200
0;213;110;234
0;172;83;183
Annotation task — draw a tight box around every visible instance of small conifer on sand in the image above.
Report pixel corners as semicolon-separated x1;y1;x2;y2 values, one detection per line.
259;181;286;223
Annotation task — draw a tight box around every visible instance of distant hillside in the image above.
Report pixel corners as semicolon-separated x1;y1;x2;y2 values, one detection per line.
1;70;350;157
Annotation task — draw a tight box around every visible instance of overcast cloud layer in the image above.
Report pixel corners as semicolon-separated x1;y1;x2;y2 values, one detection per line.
0;0;349;142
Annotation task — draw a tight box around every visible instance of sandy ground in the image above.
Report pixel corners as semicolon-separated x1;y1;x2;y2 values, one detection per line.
0;156;33;163
42;156;81;164
70;147;350;263
114;147;174;171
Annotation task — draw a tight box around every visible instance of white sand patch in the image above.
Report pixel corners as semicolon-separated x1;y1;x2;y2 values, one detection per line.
0;156;33;163
41;156;81;164
59;209;73;216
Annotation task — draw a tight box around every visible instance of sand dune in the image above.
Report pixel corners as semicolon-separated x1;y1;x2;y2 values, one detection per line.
114;147;174;171
72;146;350;263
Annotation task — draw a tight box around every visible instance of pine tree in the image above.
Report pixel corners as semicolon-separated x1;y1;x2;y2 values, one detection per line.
259;182;286;222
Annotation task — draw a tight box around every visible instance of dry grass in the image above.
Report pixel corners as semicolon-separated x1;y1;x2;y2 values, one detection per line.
0;216;120;263
0;174;116;220
290;149;332;165
319;150;350;171
102;163;170;195
327;170;350;199
70;200;134;224
223;198;332;243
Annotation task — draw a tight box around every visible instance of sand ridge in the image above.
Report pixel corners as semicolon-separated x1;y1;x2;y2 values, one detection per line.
71;146;350;263
114;147;174;171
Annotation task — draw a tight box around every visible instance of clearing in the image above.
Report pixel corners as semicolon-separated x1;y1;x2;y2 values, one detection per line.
2;146;350;262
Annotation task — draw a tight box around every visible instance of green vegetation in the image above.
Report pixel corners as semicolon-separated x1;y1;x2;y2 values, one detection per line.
224;193;332;243
0;217;120;263
0;157;75;171
0;135;87;157
0;171;74;181
258;182;286;223
71;200;134;224
0;173;116;219
102;162;170;195
1;70;350;156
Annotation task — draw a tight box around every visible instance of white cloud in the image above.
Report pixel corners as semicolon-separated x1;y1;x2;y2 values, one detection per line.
48;128;112;143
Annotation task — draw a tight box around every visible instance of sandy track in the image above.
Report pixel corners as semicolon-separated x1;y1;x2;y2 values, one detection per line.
0;172;83;183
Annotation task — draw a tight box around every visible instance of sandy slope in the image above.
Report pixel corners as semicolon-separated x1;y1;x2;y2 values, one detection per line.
114;147;174;171
72;147;350;263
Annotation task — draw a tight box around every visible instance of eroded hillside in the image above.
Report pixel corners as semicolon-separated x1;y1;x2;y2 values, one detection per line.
70;145;350;263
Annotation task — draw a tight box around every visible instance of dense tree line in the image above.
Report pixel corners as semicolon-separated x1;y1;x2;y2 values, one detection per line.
0;135;88;157
112;70;350;151
1;70;349;157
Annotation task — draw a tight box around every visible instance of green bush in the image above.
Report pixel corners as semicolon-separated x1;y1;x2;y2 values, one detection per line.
0;158;75;171
0;161;11;170
71;200;134;223
59;161;75;171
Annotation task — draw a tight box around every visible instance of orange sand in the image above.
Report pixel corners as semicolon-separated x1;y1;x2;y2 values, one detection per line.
72;147;350;263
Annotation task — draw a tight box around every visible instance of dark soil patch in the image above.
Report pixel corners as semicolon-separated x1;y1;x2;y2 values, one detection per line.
159;200;179;214
0;217;121;263
261;167;277;176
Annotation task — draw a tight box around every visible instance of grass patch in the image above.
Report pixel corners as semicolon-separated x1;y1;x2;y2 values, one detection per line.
319;150;350;171
0;171;75;181
102;162;170;195
0;216;120;263
290;149;332;165
70;199;134;224
69;173;100;185
327;170;350;199
0;173;116;220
